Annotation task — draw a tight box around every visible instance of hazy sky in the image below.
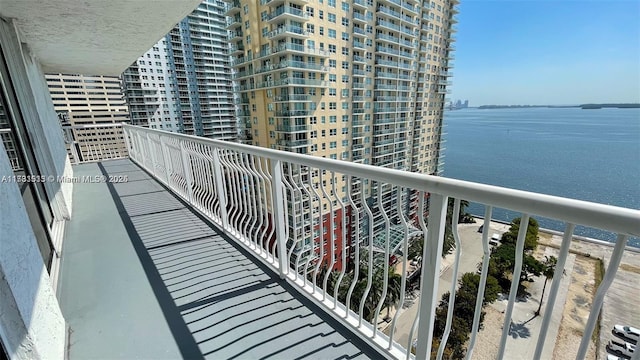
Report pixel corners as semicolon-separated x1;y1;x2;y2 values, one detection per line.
450;0;640;106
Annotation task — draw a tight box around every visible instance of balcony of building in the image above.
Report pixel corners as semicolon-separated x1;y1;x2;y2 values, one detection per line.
265;6;309;23
2;2;640;360
266;25;310;40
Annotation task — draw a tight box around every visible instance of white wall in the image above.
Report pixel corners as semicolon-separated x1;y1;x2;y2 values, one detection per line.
0;141;66;360
0;18;73;221
0;17;67;360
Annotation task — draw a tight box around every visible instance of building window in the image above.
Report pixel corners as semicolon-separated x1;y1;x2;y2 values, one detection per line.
328;13;336;23
328;29;336;38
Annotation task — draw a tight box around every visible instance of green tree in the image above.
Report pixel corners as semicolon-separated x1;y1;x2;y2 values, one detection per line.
488;243;543;294
432;272;501;359
500;217;540;251
535;256;557;316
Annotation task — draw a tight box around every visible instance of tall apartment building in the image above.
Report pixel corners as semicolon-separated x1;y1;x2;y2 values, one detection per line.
228;0;457;270
46;74;130;162
122;0;237;140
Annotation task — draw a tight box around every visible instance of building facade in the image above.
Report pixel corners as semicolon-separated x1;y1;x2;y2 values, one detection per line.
225;0;458;270
123;0;238;140
46;74;130;163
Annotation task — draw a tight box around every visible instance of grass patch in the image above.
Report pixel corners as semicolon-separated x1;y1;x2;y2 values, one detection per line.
591;258;605;344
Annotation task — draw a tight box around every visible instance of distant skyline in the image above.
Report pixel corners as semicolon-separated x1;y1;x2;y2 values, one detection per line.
450;0;640;106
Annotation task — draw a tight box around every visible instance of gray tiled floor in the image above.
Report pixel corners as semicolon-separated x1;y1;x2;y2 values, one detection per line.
58;159;385;360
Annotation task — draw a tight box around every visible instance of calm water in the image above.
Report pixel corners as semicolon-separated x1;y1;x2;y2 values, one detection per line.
442;107;640;247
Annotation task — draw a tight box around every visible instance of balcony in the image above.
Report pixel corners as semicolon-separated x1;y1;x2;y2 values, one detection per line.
266;25;310;40
265;6;309;22
4;68;640;360
46;124;640;360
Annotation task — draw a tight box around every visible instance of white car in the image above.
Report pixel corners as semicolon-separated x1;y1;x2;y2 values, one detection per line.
613;324;640;342
608;339;636;358
607;354;623;360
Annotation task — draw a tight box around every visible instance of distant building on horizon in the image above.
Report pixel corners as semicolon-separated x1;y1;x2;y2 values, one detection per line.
448;98;469;110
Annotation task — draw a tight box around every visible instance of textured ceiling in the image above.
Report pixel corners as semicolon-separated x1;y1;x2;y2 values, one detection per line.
0;0;203;75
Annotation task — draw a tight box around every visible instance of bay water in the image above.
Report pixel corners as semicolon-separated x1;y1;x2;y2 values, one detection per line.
442;107;640;247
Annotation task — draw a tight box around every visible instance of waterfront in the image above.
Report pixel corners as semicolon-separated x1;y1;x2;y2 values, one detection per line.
443;107;640;246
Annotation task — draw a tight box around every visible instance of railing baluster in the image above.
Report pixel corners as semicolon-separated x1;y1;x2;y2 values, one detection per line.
389;186;409;348
321;171;336;302
437;198;462;360
576;234;628;360
358;180;376;328
332;172;348;310
497;213;530;359
179;140;194;203
310;170;325;294
271;159;288;279
345;175;361;319
415;193;448;360
466;206;493;359
533;223;575;359
373;183;391;339
159;135;170;184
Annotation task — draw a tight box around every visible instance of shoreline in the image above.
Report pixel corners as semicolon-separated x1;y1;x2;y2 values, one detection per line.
472;216;640;253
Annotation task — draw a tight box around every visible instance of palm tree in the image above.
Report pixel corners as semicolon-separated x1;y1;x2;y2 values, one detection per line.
535;256;557;316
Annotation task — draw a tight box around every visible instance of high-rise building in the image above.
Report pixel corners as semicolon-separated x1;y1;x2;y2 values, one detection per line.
226;0;457;270
46;74;130;162
123;0;237;140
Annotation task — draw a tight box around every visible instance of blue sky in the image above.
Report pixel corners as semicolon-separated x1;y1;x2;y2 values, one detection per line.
450;0;640;106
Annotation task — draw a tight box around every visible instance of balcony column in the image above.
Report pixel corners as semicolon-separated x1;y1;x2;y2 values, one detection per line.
270;159;288;279
415;193;448;360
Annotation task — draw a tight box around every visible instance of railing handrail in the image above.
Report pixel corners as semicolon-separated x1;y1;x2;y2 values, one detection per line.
62;123;125;130
121;124;640;238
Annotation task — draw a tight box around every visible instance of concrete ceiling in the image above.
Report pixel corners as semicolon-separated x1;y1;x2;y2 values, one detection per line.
0;0;203;76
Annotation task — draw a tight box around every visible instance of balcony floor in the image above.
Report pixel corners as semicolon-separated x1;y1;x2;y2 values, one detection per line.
57;159;384;360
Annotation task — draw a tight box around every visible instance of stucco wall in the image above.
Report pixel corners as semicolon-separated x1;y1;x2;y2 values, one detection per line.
0;141;66;360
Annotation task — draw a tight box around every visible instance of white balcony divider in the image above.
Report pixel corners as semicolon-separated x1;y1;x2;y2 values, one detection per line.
118;124;639;360
62;124;128;163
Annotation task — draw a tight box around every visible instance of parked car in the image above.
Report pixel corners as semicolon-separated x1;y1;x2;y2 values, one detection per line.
606;354;623;360
608;339;636;358
613;324;640;342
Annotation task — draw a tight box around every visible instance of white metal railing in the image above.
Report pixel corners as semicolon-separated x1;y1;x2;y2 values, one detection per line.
62;123;127;164
120;124;639;360
0;128;22;170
